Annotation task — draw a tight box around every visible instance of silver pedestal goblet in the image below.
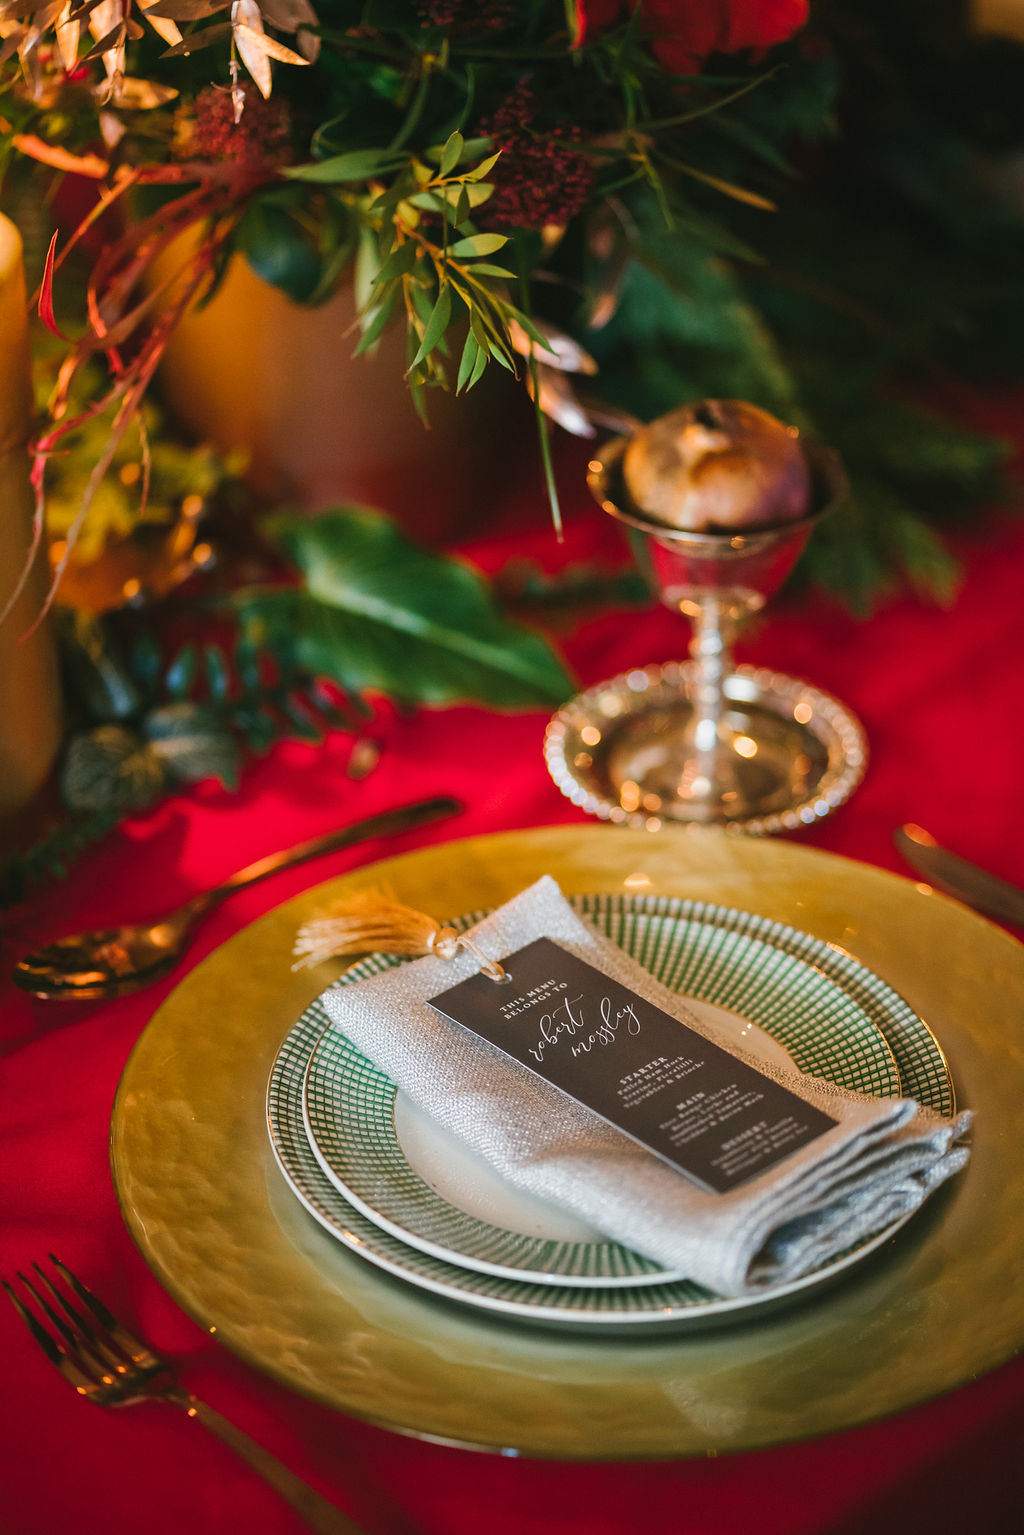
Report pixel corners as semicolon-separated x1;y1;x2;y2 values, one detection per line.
544;433;867;835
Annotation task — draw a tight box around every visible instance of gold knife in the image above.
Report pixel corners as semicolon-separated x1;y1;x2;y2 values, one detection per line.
894;824;1024;928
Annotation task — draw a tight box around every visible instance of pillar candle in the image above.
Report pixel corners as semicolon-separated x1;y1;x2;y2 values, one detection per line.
0;212;63;833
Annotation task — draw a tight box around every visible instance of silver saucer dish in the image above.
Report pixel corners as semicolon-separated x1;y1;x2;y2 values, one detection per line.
544;658;867;836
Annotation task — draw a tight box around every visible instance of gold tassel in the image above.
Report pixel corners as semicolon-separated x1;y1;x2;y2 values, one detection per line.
292;888;443;969
291;887;507;980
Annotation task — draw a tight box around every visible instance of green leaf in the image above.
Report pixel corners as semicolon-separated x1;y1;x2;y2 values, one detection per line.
449;233;509;259
409;278;436;329
406;191;445;215
234;705;279;754
281;692;325;743
503;308;551;350
439;131;464;178
371;240;417;286
352;287;398;354
129;631;162;696
832;476;963;609
408;376;430;425
254;508;574;708
466;263;516;282
467;343;489;390
879;511;961;606
235;201;324;304
463;151;502;183
409;284;451;370
306;222;358;308
426;134;491;165
284;149;405;183
233;631;263;696
368;178;420;215
441;181;496;209
353;226;381;315
407;183;493;217
469;309;490;350
485;338;516;372
165;643;197;699
203;644;231;701
456;330;480;393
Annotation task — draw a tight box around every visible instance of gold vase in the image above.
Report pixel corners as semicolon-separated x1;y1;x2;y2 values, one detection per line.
153;238;530;546
0;214;63;848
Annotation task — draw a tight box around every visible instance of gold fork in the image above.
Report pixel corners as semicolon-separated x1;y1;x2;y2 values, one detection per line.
5;1255;369;1535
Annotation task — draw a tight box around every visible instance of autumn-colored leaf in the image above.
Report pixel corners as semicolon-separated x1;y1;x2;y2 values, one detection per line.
12;134;108;178
110;76;179;108
160;23;230;55
231;0;271;97
673;162;777;211
54;3;80;69
143;0;225;17
139;0;182;47
37;230;68;340
234;19;309;67
259;0;318;31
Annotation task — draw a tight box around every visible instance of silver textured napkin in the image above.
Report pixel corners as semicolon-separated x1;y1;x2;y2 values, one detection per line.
321;876;970;1296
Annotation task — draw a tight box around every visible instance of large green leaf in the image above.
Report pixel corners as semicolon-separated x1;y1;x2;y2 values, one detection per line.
246;509;575;709
235;201;325;305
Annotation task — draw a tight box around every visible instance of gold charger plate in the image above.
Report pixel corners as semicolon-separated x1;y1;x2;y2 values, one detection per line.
110;825;1024;1459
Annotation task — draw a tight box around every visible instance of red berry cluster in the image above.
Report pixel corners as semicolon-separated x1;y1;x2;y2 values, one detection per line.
191;85;293;169
418;0;516;32
480;82;595;230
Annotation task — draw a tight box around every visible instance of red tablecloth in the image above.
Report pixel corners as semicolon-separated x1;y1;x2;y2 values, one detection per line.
3;421;1024;1535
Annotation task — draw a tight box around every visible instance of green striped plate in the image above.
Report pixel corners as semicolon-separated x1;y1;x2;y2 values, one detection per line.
266;897;952;1327
302;899;904;1286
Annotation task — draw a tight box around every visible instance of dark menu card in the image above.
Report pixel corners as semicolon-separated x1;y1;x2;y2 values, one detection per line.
428;938;837;1194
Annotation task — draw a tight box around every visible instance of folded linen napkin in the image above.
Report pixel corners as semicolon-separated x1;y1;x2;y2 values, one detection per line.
321;877;971;1297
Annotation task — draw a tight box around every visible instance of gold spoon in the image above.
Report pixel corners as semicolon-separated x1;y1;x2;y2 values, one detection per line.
12;796;463;1001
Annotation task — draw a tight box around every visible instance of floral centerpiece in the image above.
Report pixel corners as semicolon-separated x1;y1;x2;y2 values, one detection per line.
2;0;1021;596
1;0;1023;891
0;1;812;538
